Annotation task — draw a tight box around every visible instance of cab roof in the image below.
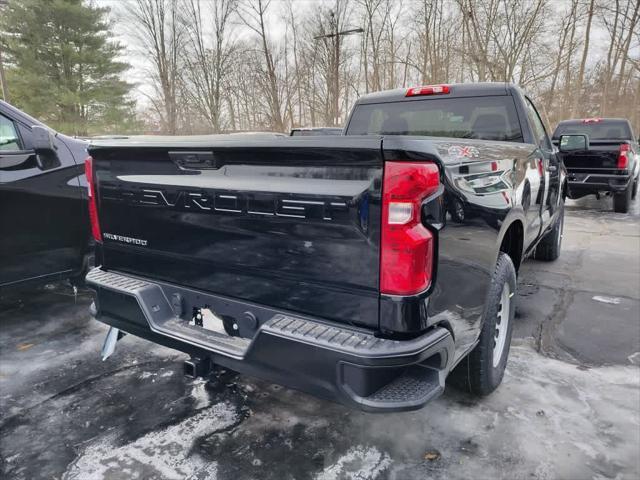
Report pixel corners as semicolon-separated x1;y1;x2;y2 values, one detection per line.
355;82;518;105
555;118;630;125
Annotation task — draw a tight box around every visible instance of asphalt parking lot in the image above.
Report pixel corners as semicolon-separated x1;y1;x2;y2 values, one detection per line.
1;196;639;480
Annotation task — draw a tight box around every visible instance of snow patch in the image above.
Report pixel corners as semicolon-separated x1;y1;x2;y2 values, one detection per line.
190;378;211;409
63;402;237;480
315;445;391;480
627;352;640;365
591;295;621;305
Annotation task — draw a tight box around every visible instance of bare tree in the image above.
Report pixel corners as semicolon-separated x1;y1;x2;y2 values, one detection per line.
182;0;238;132
120;0;640;135
571;0;595;117
546;0;579;114
240;0;286;132
358;0;388;92
456;0;501;81
312;0;360;126
411;0;456;84
599;0;640;115
126;0;185;134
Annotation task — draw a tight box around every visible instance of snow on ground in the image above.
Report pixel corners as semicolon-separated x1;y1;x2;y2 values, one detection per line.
63;402;238;480
51;341;639;480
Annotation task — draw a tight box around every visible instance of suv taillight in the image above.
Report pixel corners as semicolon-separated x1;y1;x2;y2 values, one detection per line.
84;156;102;242
380;161;440;295
618;144;630;169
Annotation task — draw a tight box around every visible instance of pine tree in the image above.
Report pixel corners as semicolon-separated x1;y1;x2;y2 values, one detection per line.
0;0;139;135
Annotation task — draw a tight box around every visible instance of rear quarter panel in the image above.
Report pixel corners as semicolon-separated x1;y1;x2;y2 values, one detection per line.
383;137;537;358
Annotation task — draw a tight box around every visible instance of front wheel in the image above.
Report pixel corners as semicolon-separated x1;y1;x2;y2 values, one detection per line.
454;252;517;396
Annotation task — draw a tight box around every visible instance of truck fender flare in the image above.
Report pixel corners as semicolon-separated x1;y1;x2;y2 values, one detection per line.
495;209;526;268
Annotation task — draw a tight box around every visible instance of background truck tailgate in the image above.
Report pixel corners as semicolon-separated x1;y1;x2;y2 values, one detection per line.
560;141;622;172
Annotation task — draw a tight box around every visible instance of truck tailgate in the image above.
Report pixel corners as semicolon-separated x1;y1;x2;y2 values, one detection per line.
560;141;622;173
90;137;383;329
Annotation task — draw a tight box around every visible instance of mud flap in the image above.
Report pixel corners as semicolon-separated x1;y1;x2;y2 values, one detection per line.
101;327;126;361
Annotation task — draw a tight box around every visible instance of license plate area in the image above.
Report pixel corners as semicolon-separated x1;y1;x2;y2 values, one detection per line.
191;306;239;337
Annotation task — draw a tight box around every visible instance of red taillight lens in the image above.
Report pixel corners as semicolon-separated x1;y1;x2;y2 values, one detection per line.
380;161;440;295
406;84;450;97
618;143;630;169
84;156;102;242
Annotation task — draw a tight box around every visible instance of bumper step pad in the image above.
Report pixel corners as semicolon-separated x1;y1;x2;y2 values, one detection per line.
366;365;441;407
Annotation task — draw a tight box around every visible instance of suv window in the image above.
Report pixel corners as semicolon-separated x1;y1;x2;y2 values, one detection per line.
524;97;551;149
0;114;22;151
346;96;524;142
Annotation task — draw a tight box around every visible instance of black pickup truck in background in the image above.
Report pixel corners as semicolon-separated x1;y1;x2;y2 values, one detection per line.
552;118;639;213
0;101;90;292
85;83;566;412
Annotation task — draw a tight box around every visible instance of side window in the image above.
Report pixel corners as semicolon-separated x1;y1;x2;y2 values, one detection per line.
0;114;23;151
524;98;551;150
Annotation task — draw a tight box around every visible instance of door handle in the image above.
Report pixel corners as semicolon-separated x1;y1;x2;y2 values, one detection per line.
169;151;217;169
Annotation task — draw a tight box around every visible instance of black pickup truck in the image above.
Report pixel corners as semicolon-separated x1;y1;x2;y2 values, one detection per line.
85;83;566;412
552;118;638;213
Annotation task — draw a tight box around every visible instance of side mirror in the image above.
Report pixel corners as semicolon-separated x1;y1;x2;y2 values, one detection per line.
32;125;57;154
559;134;589;152
31;125;60;169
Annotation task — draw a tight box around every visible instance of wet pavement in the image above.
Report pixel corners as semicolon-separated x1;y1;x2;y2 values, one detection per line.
1;195;639;480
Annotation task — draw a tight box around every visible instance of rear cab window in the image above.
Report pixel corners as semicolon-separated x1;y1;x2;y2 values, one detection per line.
345;96;524;142
552;120;633;141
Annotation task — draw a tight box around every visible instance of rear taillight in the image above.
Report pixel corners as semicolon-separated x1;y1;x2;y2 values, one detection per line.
84;156;102;242
618;144;630;169
405;84;450;97
380;161;440;296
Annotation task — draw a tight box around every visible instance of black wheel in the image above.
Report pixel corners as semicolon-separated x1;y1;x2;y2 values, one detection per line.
613;183;632;213
453;252;517;396
632;178;638;200
533;206;564;261
450;199;465;223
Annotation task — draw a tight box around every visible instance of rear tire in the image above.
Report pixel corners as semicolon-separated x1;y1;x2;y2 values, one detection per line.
533;206;564;261
613;184;632;213
454;253;517;396
632;179;638;200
